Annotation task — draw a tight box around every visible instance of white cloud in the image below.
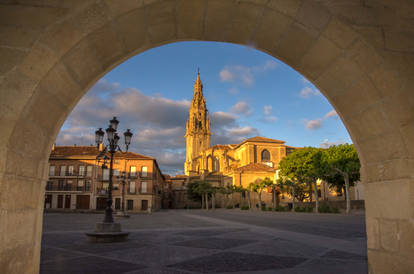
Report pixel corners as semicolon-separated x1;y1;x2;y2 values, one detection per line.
325;109;338;119
263;116;278;123
299;87;320;98
264;105;272;115
227;126;258;136
219;60;277;87
228;87;239;95
305;119;323;130
320;139;347;148
230;101;252;116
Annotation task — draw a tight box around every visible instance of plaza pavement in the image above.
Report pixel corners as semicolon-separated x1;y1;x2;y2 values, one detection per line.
40;210;367;274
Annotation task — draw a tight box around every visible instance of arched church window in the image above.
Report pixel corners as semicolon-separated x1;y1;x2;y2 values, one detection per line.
213;157;220;172
261;149;271;162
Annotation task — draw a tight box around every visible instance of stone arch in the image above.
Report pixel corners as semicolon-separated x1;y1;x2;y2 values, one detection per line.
0;1;413;273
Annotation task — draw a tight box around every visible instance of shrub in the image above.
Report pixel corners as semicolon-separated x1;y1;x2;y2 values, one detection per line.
275;205;286;212
267;207;273;211
240;205;250;210
261;206;267;211
304;205;314;213
318;203;340;213
294;206;304;212
226;205;234;209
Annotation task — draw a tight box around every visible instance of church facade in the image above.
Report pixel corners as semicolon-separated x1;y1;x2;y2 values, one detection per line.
184;72;299;188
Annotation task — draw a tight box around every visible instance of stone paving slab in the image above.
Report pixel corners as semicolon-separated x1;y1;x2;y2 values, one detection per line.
41;211;367;274
172;237;256;250
40;255;145;274
169;251;307;273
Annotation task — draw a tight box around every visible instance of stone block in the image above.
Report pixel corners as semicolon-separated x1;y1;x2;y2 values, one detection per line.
379;219;399;252
384;28;414;52
315;56;364;98
19;42;59;82
0;25;42;48
0;4;67;27
322;18;358;49
347;104;389;141
366;217;380;250
400;123;414;159
104;0;147;17
300;36;342;80
353;25;384;49
83;23;126;71
368;250;414;274
275;22;318;68
5;149;43;179
364;158;414;183
62;34;105;88
296;1;331;31
347;39;383;75
267;0;302;18
358;132;406;164
204;0;236;42
399;220;414;257
38;62;83;111
147;0;176;44
365;179;411;220
226;3;264;44
253;9;292;54
332;76;383;120
115;7;149;54
176;0;205;40
381;89;414;129
0;47;26;76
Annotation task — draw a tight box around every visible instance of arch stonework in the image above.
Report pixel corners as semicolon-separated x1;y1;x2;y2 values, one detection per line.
0;0;413;273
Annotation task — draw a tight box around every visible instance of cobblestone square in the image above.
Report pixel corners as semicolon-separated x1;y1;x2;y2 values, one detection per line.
41;210;367;273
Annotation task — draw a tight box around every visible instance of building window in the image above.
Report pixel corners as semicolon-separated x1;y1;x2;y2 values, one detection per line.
60;166;66;176
127;200;134;210
68;166;74;176
49;166;55;176
66;180;72;191
86;166;93;177
103;169;109;181
58;180;64;190
141;166;148;177
130;166;137;177
85;180;91;191
141;182;147;193
77;180;84;191
46;181;53;190
114;169;120;177
213;157;220;171
79;166;85;176
129;181;136;193
261;149;271;162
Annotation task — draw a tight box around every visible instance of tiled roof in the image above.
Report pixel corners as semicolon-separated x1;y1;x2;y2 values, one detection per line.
50;146;154;160
234;163;276;173
211;144;230;150
243;136;286;144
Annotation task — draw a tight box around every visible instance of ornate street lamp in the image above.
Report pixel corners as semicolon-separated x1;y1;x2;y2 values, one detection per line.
95;117;132;223
86;117;132;242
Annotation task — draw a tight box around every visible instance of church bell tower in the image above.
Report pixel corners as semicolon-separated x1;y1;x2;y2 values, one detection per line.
184;70;211;175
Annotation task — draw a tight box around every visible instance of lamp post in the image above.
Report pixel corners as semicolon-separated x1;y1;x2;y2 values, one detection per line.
86;117;132;243
95;117;133;223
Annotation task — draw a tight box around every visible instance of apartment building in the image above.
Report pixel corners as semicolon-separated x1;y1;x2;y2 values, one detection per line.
45;145;165;212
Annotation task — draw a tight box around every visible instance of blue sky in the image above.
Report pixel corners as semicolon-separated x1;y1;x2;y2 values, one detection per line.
57;41;351;174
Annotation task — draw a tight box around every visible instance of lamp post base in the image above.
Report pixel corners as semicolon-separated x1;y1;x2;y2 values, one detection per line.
85;222;129;243
116;211;130;218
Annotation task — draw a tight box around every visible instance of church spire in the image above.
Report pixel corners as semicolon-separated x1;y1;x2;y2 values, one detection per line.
194;68;203;97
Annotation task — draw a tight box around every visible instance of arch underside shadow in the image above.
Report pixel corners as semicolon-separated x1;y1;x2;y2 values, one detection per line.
0;0;413;273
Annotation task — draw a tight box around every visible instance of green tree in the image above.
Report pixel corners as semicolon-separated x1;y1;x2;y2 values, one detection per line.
321;144;360;214
278;147;323;212
247;182;257;209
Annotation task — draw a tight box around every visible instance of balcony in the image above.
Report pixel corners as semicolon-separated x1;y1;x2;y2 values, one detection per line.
45;184;91;192
49;171;90;178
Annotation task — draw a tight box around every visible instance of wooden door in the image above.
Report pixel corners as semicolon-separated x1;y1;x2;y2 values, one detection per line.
44;195;52;208
64;195;71;208
141;200;148;211
96;197;107;210
115;198;121;210
127;200;134;210
76;195;90;209
57;195;63;208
